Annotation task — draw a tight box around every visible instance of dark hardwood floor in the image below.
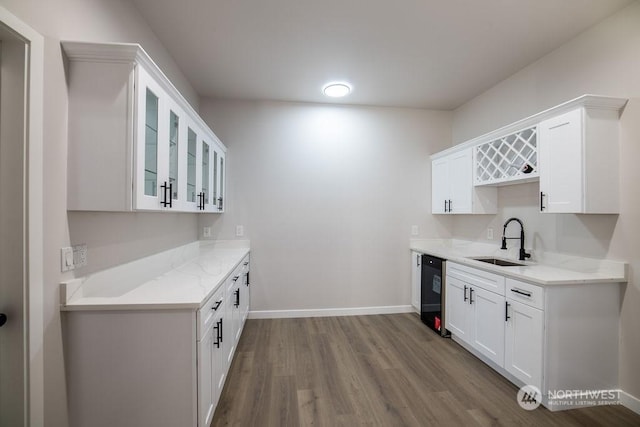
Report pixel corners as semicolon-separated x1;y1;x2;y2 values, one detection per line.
212;313;640;426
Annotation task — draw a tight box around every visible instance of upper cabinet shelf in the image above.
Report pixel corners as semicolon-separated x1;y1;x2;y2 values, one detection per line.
62;41;226;213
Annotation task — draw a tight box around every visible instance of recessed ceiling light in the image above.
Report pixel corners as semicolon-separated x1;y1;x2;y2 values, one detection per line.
323;82;351;98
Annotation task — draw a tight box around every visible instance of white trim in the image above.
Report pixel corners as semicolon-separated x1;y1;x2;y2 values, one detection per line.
432;94;627;160
0;6;44;426
248;305;413;319
620;390;640;415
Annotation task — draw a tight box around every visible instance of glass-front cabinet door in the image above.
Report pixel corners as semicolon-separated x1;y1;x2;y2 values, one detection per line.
135;67;168;210
168;110;179;202
201;140;211;210
185;126;199;210
216;148;225;212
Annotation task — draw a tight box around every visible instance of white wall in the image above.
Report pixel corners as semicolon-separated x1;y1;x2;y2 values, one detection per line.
451;1;640;400
199;100;453;312
0;1;200;425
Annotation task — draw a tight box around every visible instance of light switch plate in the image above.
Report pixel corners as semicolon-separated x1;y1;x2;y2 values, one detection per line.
61;247;74;272
203;227;212;238
487;228;494;240
236;225;244;237
411;225;419;236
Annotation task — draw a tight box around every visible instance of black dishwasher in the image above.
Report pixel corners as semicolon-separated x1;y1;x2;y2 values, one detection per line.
421;255;449;337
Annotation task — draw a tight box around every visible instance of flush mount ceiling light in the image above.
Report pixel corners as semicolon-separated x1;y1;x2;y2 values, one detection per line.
323;82;351;98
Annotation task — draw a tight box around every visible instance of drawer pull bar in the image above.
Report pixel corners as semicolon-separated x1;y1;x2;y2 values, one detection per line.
511;288;532;297
212;299;223;311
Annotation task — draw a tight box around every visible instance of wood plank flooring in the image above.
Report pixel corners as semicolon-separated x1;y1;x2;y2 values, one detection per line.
211;313;640;426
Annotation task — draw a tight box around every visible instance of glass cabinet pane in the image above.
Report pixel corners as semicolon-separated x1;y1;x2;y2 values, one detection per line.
213;151;218;203
169;111;179;199
144;89;158;197
202;141;210;204
187;128;197;202
219;157;224;206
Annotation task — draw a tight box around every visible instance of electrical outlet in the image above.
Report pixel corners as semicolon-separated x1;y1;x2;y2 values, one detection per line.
487;228;494;240
236;225;244;237
203;227;212;238
73;244;88;268
61;247;74;272
411;225;419;236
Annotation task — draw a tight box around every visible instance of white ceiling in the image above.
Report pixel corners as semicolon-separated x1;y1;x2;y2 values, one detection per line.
130;0;633;109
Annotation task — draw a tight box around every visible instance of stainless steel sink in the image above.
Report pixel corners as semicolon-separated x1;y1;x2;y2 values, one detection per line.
471;257;525;267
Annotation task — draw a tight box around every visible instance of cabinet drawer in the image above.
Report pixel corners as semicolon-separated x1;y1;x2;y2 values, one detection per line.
506;278;544;310
198;285;225;340
447;262;505;295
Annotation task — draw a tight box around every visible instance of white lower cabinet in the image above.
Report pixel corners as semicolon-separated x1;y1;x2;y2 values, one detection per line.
445;263;505;367
198;321;216;427
198;285;226;427
505;298;543;390
65;255;250;427
241;257;251;322
411;251;421;312
446;262;621;411
470;286;505;366
444;275;470;341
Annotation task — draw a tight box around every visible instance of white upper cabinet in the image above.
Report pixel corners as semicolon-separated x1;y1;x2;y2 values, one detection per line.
432;95;626;215
63;41;226;213
431;148;497;214
539;102;625;214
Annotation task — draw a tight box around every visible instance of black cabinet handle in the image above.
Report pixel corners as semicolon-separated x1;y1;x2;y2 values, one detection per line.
243;262;249;266
448;199;452;212
234;288;240;307
197;192;203;210
213;319;222;348
232;275;240;282
217;197;223;211
463;285;468;302
469;288;474;304
510;288;532;298
0;313;7;328
444;200;448;212
505;301;511;322
212;300;222;311
246;271;250;286
161;181;173;208
540;191;546;211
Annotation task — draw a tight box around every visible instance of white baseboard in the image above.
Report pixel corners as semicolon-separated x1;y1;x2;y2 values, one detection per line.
620;390;640;415
248;305;413;319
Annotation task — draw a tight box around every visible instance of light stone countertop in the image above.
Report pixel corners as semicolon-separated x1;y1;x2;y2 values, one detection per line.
60;240;250;311
410;239;627;286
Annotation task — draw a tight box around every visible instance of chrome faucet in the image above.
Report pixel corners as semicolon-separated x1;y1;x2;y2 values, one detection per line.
501;217;531;261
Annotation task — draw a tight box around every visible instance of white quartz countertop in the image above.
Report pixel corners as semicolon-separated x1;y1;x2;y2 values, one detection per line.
410;239;627;286
60;240;250;311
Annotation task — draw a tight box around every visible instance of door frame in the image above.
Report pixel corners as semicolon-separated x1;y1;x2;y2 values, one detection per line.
0;6;44;426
